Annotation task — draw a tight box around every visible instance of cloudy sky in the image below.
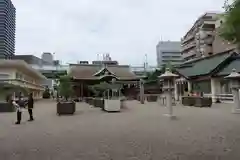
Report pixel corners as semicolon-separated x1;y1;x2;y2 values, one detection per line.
12;0;225;66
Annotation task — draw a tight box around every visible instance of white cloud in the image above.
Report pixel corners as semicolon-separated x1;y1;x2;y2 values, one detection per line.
12;0;225;66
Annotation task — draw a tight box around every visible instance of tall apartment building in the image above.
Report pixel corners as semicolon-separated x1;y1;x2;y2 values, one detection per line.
0;0;16;59
156;41;182;67
181;12;218;61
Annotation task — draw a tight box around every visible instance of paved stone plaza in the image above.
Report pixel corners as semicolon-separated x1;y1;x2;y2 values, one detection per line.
1;100;240;160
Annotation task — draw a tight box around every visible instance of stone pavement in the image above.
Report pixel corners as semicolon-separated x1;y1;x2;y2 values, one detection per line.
1;100;240;160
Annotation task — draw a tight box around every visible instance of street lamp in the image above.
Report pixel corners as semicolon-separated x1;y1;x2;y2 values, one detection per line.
158;68;178;118
225;69;240;114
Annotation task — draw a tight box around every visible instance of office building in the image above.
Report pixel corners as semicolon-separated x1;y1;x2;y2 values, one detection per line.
156;41;182;67
13;54;52;65
0;0;16;59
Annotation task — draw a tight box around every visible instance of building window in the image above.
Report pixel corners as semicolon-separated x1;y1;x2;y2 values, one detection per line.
16;72;23;80
0;73;9;79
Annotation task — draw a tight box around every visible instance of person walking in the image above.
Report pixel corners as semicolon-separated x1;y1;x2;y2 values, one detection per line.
27;93;34;121
13;95;26;125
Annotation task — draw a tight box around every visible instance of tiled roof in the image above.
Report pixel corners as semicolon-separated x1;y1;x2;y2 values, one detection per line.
217;58;240;76
69;64;138;80
176;51;233;78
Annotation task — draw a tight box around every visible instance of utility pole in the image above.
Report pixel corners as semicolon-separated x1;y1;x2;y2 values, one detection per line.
144;54;148;74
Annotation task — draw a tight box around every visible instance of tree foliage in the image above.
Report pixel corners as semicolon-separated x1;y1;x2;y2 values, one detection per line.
146;68;164;82
59;75;73;100
145;62;176;83
220;0;240;49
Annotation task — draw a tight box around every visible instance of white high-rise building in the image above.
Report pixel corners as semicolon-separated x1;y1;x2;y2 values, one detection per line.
156;41;182;67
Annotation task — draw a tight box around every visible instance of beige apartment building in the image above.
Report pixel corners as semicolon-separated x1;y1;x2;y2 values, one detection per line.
0;60;46;99
181;12;236;62
181;12;218;61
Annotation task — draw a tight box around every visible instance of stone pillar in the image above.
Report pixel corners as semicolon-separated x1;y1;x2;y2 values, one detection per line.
232;88;240;113
166;89;173;115
139;80;144;104
187;81;192;92
211;78;221;103
174;82;179;101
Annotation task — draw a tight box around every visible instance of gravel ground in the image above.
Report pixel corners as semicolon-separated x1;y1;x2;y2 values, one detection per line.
1;100;240;160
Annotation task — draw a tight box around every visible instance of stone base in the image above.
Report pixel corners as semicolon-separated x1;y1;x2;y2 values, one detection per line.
232;109;240;114
163;114;177;120
104;99;121;112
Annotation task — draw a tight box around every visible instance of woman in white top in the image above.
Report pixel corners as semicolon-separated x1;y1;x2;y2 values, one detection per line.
12;95;25;125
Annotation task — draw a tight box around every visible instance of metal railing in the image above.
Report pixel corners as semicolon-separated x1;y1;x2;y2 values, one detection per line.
204;93;234;102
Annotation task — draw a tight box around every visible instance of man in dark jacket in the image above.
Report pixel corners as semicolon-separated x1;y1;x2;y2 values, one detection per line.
27;93;34;121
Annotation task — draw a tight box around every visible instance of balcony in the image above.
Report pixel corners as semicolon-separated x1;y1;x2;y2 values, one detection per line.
201;45;213;56
181;41;196;52
198;30;214;39
182;52;197;60
0;78;45;91
181;34;195;44
200;22;215;30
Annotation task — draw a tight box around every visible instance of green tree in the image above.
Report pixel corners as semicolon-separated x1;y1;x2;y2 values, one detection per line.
161;64;166;72
59;75;73;100
220;0;240;51
164;62;176;73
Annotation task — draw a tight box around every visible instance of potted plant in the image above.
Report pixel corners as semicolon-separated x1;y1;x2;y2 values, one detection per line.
57;75;76;115
42;86;51;99
146;95;158;102
194;97;212;107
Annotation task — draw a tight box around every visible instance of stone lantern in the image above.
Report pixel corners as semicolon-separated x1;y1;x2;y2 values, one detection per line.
225;69;240;114
158;68;178;118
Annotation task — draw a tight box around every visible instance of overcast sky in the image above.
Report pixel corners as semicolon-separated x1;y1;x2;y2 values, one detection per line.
12;0;225;66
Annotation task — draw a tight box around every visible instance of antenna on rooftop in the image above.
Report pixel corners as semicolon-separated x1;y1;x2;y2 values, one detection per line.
143;54;148;74
97;53;99;61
